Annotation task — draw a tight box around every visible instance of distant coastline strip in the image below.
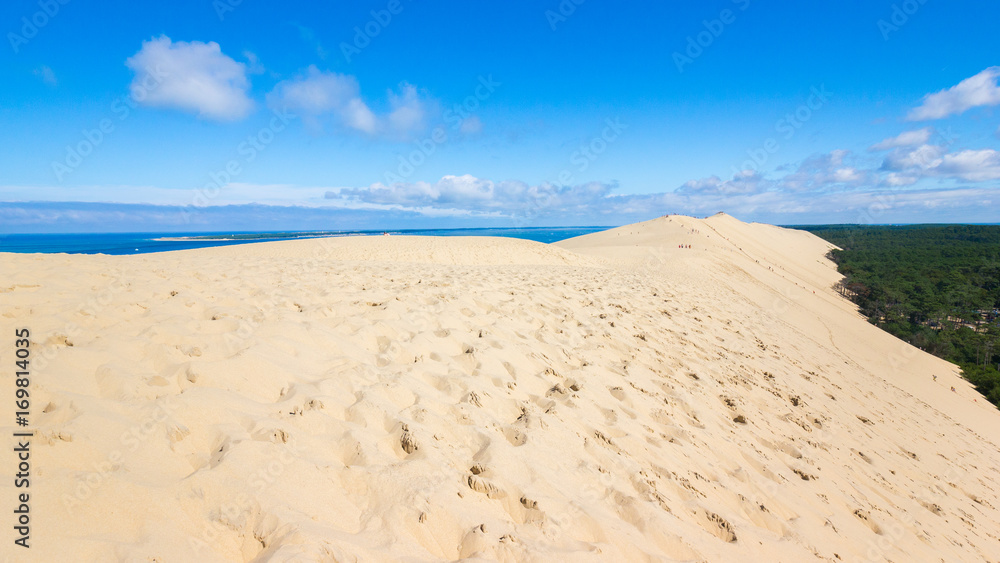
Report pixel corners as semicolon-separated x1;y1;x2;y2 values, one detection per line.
154;232;372;242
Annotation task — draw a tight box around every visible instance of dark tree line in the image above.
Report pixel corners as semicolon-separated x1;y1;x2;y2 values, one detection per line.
795;225;1000;407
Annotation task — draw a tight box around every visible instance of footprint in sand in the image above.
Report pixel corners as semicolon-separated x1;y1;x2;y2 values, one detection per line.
503;427;527;447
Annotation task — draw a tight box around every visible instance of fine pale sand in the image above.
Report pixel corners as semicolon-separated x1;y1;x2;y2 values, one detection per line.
2;214;999;562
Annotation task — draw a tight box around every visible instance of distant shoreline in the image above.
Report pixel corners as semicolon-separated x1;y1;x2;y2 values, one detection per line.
1;226;613;255
153;233;366;242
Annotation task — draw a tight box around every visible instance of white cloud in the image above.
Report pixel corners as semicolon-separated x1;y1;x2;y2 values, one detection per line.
313;144;997;223
677;170;769;196
459;115;483;135
386;83;430;137
882;172;920;187
343;98;378;134
314;170;1000;225
327;175;619;218
268;67;358;114
832;167;863;183
882;144;946;171
267;69;434;138
125;36;253;121
243;50;265;74
33;65;57;86
880;144;1000;182
869;127;932;151
267;66;376;134
669;142;1000;218
0;182;332;207
828;148;849;166
777;150;869;192
8;167;1000;229
908;67;1000;121
934;149;1000;182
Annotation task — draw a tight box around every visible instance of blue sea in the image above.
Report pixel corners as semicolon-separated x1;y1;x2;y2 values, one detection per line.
0;227;611;255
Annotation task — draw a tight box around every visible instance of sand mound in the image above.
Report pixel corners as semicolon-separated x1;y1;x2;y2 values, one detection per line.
199;234;600;266
2;215;999;562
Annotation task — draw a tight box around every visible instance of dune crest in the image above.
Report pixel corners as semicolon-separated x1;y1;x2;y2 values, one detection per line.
2;214;999;562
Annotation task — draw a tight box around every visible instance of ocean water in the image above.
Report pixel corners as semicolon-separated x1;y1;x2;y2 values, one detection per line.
0;227;611;255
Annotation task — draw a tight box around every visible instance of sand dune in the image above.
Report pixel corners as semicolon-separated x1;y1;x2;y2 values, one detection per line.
2;214;999;562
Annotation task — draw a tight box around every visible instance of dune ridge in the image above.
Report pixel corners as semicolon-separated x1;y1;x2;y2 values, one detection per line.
2;214;999;562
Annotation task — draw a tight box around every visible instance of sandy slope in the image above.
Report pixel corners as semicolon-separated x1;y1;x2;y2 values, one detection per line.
1;214;999;562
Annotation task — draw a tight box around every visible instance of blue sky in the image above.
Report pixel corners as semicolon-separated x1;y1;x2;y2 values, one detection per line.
2;0;999;232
